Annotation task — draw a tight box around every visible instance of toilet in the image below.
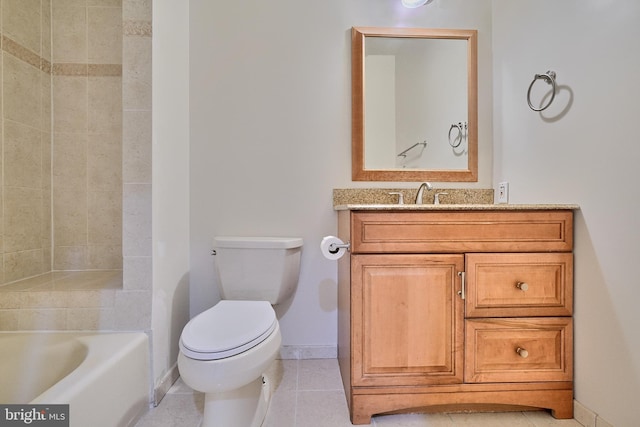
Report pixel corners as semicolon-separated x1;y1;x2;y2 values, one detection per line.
178;236;303;427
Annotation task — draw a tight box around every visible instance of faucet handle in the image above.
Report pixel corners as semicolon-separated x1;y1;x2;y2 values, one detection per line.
388;192;404;205
434;192;449;205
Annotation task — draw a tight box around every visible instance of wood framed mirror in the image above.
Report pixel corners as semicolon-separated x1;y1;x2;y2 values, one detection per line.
352;27;478;182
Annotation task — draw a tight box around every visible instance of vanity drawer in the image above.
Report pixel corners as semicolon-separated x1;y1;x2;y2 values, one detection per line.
466;253;573;317
350;211;573;253
465;317;572;383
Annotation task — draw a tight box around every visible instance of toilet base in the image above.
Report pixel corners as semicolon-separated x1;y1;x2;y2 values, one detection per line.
200;375;272;427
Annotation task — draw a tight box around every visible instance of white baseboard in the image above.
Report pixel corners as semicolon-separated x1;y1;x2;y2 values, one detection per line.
574;400;614;427
279;345;337;360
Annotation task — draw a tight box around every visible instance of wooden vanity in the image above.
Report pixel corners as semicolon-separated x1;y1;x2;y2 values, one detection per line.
336;206;577;424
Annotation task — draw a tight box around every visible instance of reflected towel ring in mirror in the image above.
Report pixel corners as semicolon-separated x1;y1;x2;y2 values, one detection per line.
401;0;434;8
527;70;557;111
448;122;466;148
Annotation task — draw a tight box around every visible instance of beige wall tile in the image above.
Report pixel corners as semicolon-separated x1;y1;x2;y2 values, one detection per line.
53;132;87;189
52;76;87;132
123;110;151;182
88;6;122;64
88;76;122;133
88;190;122;245
53;245;88;270
3;0;42;55
52;6;87;63
41;72;52;131
41;132;52;191
123;256;151;290
88;0;123;7
53;189;87;246
25;291;69;308
52;0;87;8
18;308;67;330
123;36;151;110
0;292;26;309
42;0;52;61
66;307;116;330
0;310;20;330
87;245;123;269
3;53;42;128
115;289;151;330
4;120;42;189
123;0;151;21
0;254;4;285
3;187;43;252
123;183;151;257
88;133;122;191
3;249;45;283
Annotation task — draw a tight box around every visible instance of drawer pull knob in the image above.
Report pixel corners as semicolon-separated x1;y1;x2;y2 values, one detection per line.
516;282;529;291
516;347;529;358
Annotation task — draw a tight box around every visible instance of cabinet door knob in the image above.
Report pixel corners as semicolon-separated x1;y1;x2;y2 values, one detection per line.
516;347;529;358
516;281;529;291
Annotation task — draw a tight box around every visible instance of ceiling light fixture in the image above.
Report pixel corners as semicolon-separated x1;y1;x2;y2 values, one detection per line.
401;0;433;8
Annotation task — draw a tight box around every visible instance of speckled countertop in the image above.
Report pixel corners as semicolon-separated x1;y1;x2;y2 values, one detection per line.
333;188;579;211
334;203;580;211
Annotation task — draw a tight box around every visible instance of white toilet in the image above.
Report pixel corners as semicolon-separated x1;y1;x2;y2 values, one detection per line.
178;236;303;427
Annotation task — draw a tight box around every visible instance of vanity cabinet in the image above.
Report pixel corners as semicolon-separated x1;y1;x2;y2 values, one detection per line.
337;209;574;425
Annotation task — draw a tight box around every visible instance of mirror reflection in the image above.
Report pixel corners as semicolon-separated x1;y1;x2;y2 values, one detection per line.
352;27;478;182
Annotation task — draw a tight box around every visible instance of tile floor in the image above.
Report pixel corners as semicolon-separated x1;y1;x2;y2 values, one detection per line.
134;358;583;427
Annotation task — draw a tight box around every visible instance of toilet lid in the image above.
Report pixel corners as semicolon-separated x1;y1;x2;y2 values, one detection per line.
180;300;277;361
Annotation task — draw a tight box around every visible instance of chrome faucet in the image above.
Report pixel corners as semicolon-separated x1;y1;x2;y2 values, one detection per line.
415;182;433;204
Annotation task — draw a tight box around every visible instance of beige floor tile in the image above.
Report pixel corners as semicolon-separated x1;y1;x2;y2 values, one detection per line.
298;358;343;391
134;359;583;427
523;410;584;427
373;412;456;426
295;390;353;427
266;359;298;392
135;392;203;427
264;389;296;427
448;411;533;426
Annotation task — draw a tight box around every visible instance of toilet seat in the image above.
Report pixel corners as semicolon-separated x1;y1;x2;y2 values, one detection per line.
180;300;277;361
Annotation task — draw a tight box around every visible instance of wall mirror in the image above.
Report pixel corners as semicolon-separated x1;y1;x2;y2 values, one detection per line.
352;27;478;181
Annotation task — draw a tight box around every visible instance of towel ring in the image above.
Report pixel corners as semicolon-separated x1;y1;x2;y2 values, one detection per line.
527;70;557;111
448;122;465;147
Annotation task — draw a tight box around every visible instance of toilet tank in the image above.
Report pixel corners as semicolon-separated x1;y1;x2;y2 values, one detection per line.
213;237;303;304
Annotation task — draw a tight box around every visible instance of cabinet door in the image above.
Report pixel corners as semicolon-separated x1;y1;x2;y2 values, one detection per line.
351;254;464;386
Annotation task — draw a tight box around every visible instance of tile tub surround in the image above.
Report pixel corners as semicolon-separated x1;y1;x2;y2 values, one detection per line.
1;1;126;283
0;0;153;332
0;271;124;331
135;358;586;427
333;188;495;207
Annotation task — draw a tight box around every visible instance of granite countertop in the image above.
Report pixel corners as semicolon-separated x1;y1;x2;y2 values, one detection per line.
334;203;580;211
333;188;579;211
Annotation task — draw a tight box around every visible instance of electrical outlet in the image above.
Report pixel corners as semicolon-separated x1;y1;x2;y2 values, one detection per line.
498;182;509;204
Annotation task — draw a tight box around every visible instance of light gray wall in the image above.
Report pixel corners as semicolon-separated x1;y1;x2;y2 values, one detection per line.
492;1;640;425
152;0;191;387
183;0;640;423
188;0;493;351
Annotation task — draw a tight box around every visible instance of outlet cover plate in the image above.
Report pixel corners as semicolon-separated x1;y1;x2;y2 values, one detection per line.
498;182;509;204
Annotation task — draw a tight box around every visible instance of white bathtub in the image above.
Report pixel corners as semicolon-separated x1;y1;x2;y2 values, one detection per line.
0;332;149;427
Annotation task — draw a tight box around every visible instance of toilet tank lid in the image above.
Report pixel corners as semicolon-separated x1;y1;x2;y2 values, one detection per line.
214;236;303;249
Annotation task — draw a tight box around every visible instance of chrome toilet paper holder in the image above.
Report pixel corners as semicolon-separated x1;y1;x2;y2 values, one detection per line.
328;241;350;254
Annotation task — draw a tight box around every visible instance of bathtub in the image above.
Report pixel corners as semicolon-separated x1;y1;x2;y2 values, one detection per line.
0;332;149;427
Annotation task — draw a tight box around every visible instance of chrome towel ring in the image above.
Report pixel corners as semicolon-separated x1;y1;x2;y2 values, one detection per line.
448;122;466;147
527;70;557;111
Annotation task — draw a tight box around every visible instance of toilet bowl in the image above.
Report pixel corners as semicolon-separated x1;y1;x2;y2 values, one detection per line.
178;300;281;427
178;236;303;427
